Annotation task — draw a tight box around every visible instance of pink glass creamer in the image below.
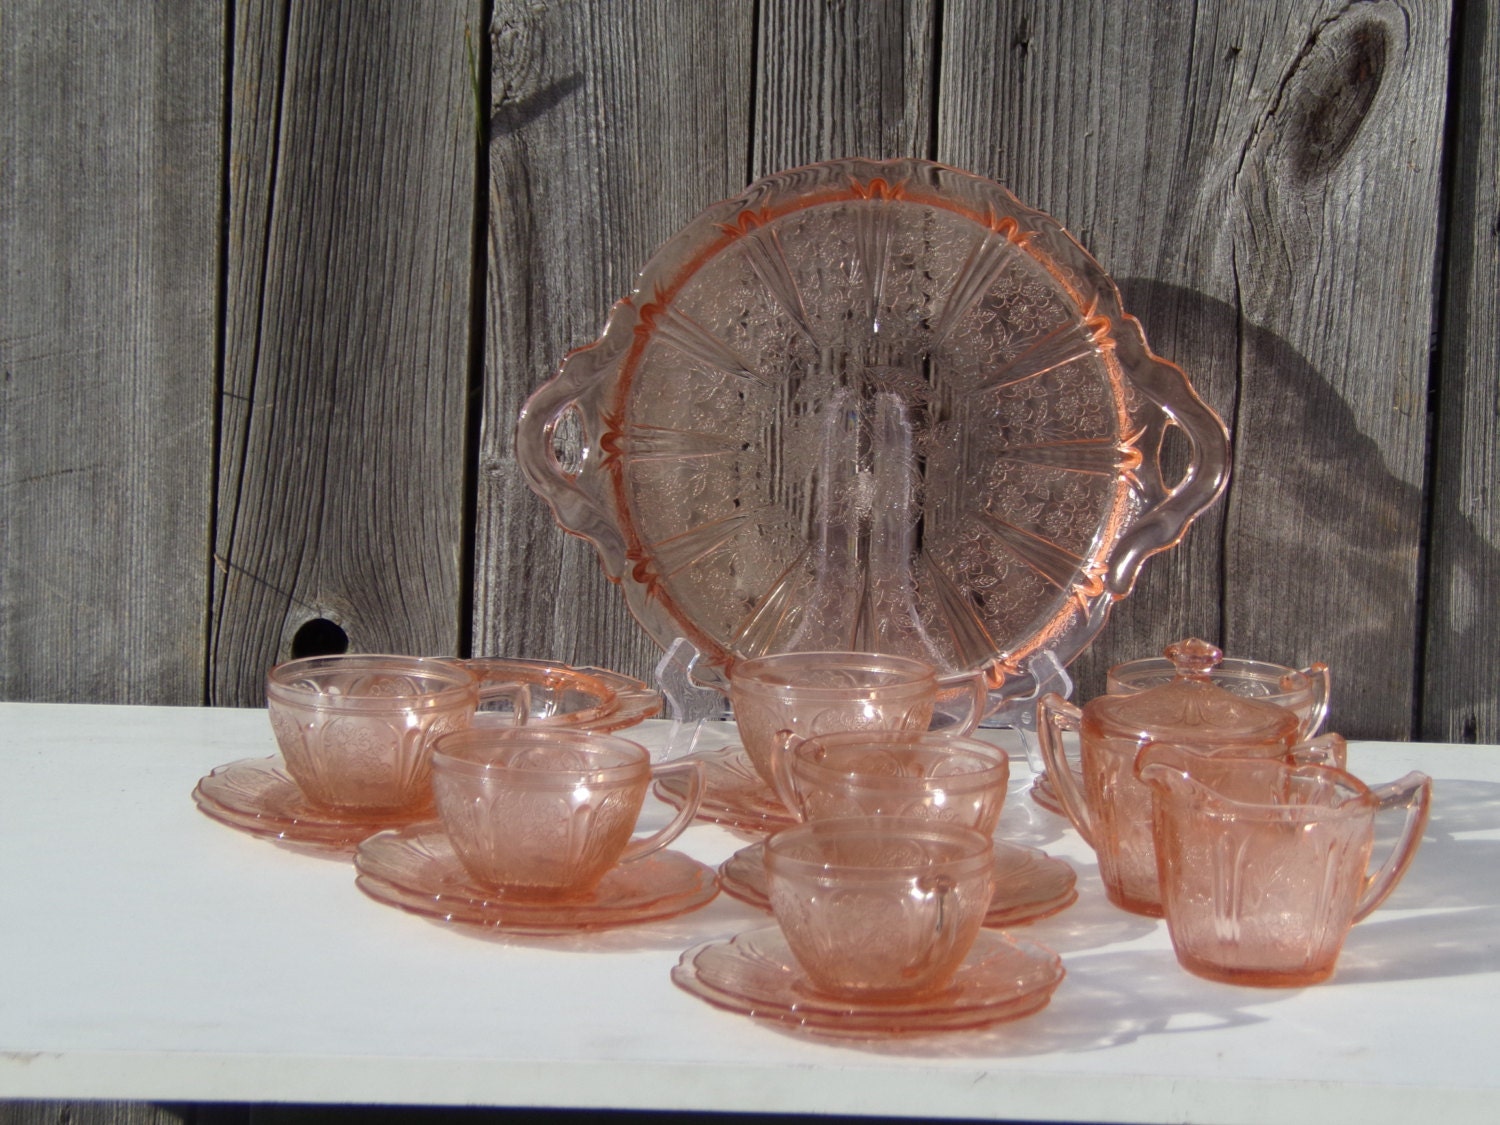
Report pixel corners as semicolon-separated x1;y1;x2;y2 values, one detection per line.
1136;744;1431;986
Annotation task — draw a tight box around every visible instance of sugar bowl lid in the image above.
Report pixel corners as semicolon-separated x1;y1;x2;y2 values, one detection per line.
1108;644;1326;710
1085;638;1301;747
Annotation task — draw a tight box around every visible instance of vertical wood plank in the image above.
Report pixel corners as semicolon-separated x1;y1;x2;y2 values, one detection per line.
210;0;482;705
939;0;1450;738
477;0;938;681
0;1105;206;1125
1423;0;1500;742
475;0;753;679
752;0;937;173
0;0;223;704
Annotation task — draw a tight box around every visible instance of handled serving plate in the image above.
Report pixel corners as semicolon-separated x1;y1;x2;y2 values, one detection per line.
517;159;1229;699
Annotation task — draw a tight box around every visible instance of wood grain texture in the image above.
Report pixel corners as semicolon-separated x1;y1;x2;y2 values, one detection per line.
939;0;1450;738
209;0;482;705
0;1106;203;1125
477;0;935;684
0;0;223;704
1423;0;1500;741
752;0;937;173
0;0;1484;749
475;0;753;681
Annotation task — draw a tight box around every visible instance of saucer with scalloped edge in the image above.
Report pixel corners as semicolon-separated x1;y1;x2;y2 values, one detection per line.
193;756;432;849
354;822;718;933
672;926;1063;1037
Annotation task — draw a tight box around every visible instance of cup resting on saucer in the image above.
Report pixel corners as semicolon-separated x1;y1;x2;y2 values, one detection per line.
430;726;705;900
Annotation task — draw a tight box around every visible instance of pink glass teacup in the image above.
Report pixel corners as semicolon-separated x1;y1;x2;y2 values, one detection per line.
447;657;661;732
429;727;705;899
769;730;1009;834
729;651;987;793
763;817;994;1000
266;654;525;813
1136;743;1431;986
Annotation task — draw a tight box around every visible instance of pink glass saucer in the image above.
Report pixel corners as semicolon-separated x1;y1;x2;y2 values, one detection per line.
654;745;796;833
353;822;719;933
672;927;1064;1038
193;756;432;849
716;838;1076;928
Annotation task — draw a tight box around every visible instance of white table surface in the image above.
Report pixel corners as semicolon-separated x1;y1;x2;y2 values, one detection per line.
1;702;1496;1122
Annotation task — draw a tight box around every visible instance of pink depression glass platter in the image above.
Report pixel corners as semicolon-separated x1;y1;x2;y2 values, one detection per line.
517;158;1229;697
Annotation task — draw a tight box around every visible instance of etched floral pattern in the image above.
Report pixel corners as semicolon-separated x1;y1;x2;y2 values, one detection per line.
519;158;1228;691
434;778;646;896
765;830;994;999
269;699;475;812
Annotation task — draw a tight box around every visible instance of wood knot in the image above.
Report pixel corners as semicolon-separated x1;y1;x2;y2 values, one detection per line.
1284;19;1389;182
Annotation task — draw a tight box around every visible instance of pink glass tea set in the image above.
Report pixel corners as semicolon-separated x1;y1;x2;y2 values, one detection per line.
193;159;1432;1036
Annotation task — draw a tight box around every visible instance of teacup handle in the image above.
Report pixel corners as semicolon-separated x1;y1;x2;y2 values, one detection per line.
439;659;536;726
1351;771;1432;922
932;670;990;734
474;680;533;726
619;758;707;865
1035;692;1097;845
907;870;991;977
766;730;807;819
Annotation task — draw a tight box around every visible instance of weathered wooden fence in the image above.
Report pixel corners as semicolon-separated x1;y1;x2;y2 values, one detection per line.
4;0;1497;748
2;3;1498;1124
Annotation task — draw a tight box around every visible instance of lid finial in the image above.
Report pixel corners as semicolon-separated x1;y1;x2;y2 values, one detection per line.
1164;638;1223;679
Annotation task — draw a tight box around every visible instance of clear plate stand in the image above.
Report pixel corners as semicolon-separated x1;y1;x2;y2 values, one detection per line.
649;638;1074;774
980;649;1074;782
652;637;734;761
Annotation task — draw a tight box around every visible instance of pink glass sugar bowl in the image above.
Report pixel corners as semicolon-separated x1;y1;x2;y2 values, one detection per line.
1136;743;1431;986
1108;643;1330;739
1037;638;1346;915
1029;638;1330;813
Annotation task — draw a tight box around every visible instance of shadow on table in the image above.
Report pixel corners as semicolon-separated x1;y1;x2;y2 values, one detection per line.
1368;778;1500;911
766;776;1500;1057
995;783;1076;851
